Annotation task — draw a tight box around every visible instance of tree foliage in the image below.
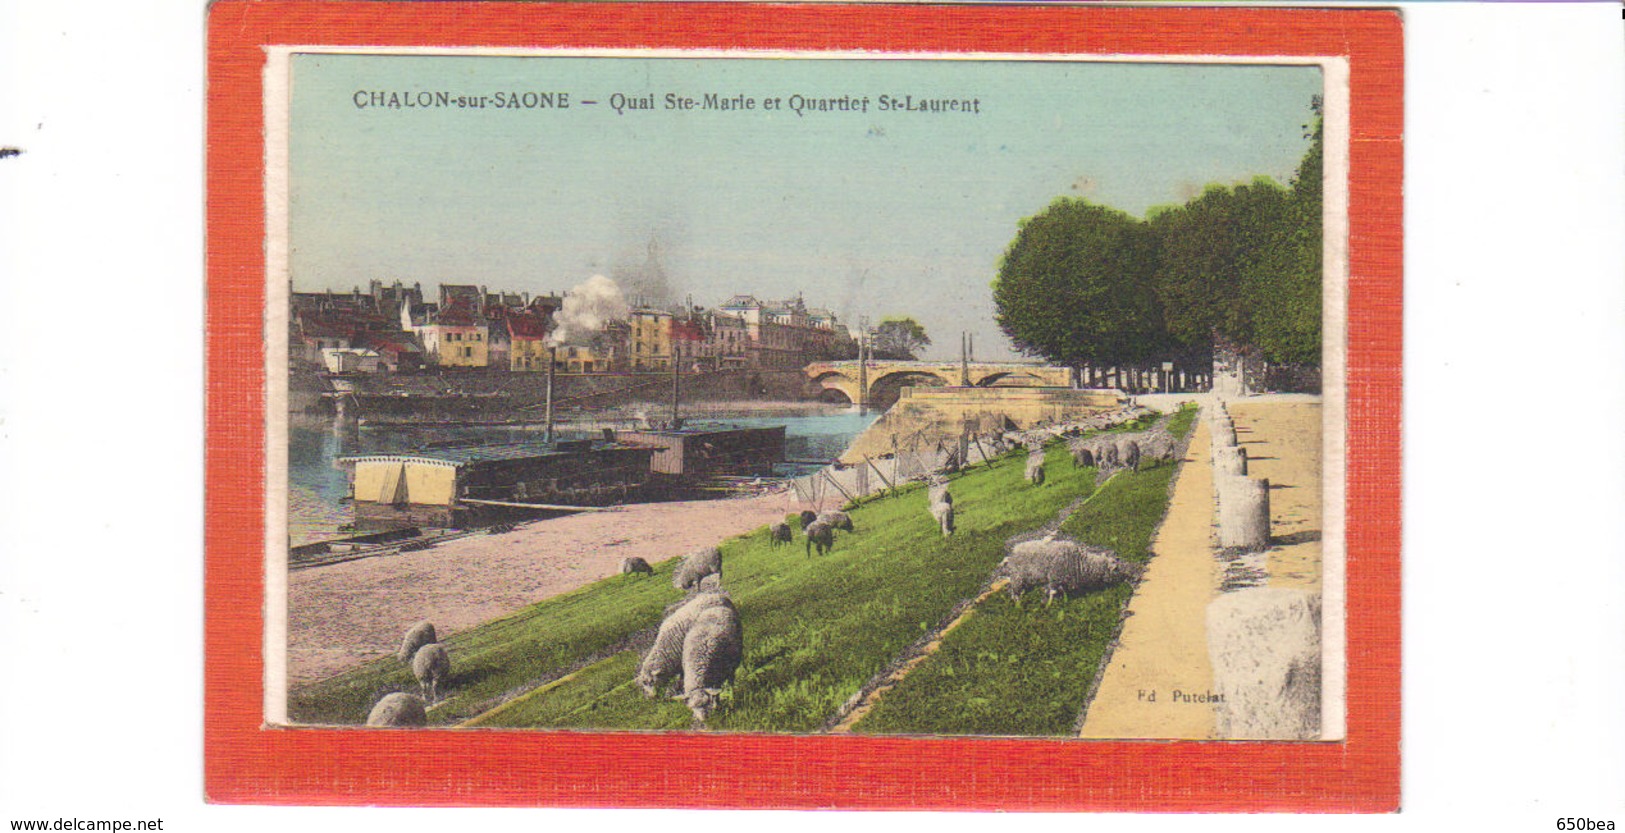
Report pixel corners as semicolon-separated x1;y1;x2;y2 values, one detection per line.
992;101;1323;369
992;199;1163;368
871;316;931;360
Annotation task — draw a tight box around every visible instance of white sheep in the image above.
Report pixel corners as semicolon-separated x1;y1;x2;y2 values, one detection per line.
621;556;653;576
672;546;723;591
398;621;436;663
1117;438;1141;472
769;521;793;548
930;498;955;537
1096;441;1120;470
1069;439;1095;468
998;536;1141;605
365;692;428;727
637;591;735;697
411;642;451;704
1025;448;1046;486
676;603;745;725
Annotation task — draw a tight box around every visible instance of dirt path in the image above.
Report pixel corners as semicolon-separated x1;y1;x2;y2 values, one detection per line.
1231;400;1323;592
1078;398;1324;738
285;491;797;685
1079;415;1220;739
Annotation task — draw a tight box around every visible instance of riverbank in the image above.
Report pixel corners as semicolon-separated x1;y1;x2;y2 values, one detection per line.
284;490;801;685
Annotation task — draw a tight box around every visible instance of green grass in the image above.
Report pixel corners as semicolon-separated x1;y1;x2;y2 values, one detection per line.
850;408;1196;737
288;556;698;725
290;405;1198;733
477;442;1095;732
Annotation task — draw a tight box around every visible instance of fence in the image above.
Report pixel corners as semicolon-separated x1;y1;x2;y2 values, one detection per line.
786;428;1007;511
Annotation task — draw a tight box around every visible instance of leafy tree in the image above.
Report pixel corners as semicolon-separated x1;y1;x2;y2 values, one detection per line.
992;198;1164;369
1244;108;1324;366
871;317;931;360
990;98;1323;376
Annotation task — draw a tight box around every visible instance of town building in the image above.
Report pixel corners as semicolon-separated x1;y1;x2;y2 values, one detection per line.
629;308;674;371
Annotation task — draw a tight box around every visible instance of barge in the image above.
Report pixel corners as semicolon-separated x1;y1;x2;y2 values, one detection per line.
338;438;656;529
616;423;787;480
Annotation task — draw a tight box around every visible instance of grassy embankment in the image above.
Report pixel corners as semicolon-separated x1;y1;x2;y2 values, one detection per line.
853;406;1198;737
289;438;1095;727
290;407;1190;733
470;440;1101;732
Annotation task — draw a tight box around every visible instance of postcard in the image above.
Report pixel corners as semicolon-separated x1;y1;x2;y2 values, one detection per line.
207;2;1401;810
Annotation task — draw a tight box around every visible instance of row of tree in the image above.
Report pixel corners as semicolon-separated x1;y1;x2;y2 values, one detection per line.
992;104;1323;376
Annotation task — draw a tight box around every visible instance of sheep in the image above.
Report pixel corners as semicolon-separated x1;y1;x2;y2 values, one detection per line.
930;498;955;537
398;621;437;663
1069;439;1095;468
818;510;854;532
1117;438;1141;472
1097;441;1120;470
672;546;723;591
621;556;653;576
927;480;953;508
676;603;745;725
1138;432;1177;467
998;536;1141;606
769;521;793;548
411;642;452;704
637;591;735;697
798;509;818;529
365;692;428;727
804;519;835;557
1025;448;1046;486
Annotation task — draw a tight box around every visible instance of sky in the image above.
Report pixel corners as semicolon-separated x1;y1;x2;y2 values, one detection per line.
287;54;1322;361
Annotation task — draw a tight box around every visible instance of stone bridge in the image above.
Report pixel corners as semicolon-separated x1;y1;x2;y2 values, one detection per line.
803;360;1073;408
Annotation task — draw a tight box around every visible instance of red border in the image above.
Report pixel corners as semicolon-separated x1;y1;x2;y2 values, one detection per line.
206;2;1401;811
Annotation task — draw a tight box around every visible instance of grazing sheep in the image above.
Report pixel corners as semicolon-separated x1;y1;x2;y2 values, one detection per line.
1118;438;1141;472
366;692;428;727
672;546;723;591
1138;432;1177;466
1025;449;1046;486
621;556;653;577
1097;441;1120;470
930;498;955;537
804;519;835;557
818;510;854;532
927;480;953;507
676;603;745;724
769;521;793;548
637;591;736;697
1069;440;1095;468
998;537;1141;606
411;643;451;704
798;509;818;529
398;621;437;663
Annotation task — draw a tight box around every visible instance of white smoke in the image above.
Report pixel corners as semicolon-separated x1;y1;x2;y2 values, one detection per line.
549;274;630;346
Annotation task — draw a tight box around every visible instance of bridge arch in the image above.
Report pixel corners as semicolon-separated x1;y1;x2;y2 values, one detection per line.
866;369;951;410
809;369;860;405
973;370;1046;387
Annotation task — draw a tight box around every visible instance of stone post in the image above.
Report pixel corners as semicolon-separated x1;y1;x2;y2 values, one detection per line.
1218;475;1270;550
1207;588;1322;740
1215;445;1248;477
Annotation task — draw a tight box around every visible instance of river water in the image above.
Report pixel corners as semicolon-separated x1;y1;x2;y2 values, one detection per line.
286;404;879;546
